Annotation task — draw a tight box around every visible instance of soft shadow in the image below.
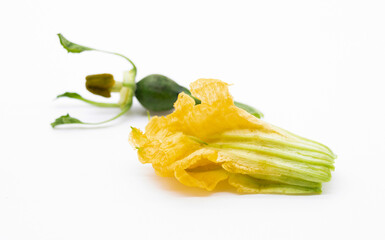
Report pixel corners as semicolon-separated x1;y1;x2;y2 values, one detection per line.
150;174;239;197
52;124;114;130
149;174;324;197
319;178;338;196
149;109;174;116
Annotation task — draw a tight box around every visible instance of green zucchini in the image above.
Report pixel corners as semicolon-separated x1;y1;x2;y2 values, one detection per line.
135;74;191;111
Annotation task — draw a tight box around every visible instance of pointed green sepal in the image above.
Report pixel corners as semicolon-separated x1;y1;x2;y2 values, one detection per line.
234;101;264;119
51;114;84;128
57;33;93;53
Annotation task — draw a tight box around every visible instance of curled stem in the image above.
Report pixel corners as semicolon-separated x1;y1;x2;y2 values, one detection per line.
53;34;138;128
51;105;131;128
57;92;120;108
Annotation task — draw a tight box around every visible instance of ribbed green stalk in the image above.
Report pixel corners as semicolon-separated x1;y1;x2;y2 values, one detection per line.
218;149;331;182
228;174;322;194
203;128;335;194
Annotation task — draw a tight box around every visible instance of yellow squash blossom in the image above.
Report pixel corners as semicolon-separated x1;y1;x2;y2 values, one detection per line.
130;79;336;194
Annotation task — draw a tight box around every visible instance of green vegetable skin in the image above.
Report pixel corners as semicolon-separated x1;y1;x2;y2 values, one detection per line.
135;74;190;112
52;34;263;127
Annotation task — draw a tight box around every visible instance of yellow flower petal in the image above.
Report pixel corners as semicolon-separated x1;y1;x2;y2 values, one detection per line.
129;78;335;194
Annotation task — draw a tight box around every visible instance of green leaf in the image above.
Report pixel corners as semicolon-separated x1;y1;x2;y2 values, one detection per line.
51;114;84;128
56;92;120;108
57;33;93;53
57;92;82;99
57;33;137;73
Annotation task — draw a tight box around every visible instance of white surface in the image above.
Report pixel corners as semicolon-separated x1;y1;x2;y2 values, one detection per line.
1;0;384;239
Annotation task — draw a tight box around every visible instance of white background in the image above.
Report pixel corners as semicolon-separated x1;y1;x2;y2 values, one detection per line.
1;0;384;239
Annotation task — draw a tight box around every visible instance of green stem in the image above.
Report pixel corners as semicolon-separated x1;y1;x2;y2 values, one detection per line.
248;173;322;188
228;174;322;195
210;142;334;167
79;99;120;108
87;105;131;125
212;132;335;159
57;92;120;108
122;82;136;88
276;126;336;158
118;69;136;108
220;148;331;182
51;105;131;128
97;50;137;74
186;134;333;182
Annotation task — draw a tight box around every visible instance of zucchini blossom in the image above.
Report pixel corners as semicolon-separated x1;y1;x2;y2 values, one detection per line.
130;79;336;194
